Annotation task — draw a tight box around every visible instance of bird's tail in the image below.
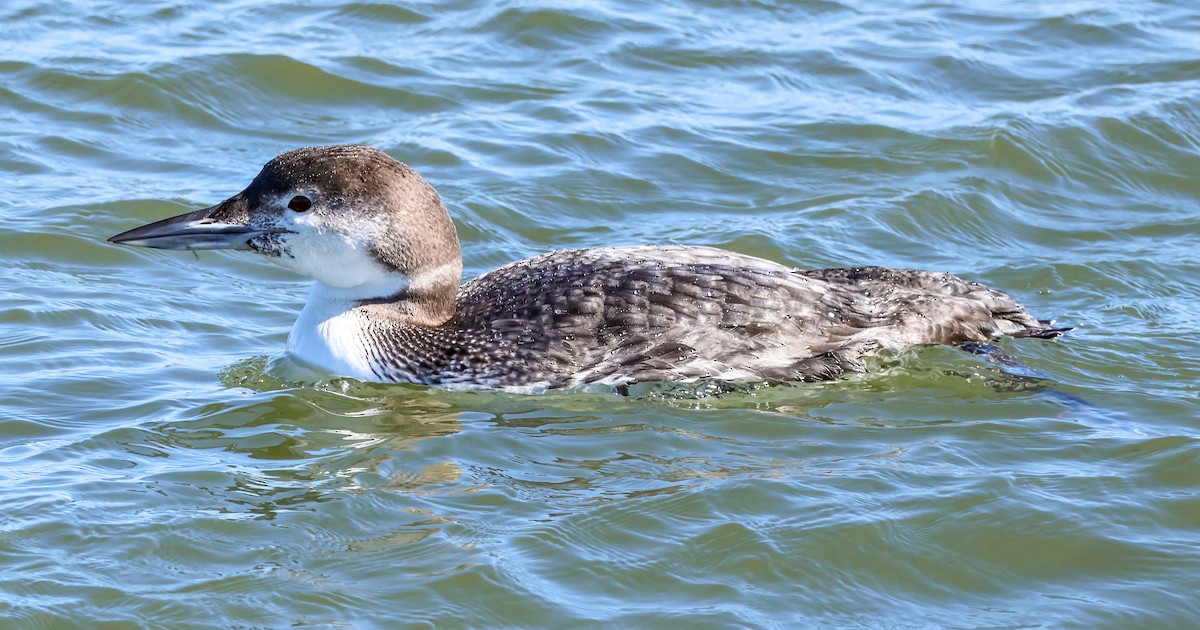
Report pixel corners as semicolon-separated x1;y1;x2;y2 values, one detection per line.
1011;319;1073;339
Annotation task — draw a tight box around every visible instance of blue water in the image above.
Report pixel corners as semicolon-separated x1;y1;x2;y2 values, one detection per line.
3;0;1200;626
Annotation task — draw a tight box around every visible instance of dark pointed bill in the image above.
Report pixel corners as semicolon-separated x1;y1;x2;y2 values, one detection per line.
108;205;281;251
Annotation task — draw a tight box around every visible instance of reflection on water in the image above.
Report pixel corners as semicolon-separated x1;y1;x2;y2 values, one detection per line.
3;0;1200;625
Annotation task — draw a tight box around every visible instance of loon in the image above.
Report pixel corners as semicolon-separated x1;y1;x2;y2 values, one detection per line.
109;144;1068;389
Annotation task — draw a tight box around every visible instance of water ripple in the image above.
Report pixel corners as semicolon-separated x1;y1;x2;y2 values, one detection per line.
3;0;1200;626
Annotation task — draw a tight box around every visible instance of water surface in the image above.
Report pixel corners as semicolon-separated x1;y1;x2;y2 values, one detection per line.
3;0;1200;626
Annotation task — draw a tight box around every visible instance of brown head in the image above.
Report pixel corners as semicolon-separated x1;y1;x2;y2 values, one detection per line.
109;145;463;324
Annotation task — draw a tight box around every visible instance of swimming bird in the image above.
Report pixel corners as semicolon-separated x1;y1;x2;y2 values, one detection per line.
108;145;1068;389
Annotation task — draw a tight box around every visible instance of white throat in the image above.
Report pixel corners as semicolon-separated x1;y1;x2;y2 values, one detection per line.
284;276;409;380
282;263;460;380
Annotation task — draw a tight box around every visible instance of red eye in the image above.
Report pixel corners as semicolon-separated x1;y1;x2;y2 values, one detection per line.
288;195;312;212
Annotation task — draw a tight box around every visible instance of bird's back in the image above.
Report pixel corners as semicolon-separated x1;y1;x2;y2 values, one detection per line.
434;246;1060;387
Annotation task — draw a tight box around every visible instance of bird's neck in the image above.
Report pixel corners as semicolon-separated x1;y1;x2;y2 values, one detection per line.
284;264;460;380
307;262;461;325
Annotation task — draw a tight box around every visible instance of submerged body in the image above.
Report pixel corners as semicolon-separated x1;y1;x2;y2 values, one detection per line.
109;145;1067;389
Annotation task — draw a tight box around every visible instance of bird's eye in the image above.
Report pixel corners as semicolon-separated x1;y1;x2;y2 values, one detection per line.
288;195;312;212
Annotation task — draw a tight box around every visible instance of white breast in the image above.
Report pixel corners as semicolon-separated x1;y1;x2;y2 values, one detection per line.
285;284;379;380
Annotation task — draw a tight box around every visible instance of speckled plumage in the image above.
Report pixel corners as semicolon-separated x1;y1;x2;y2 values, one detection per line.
349;245;1064;388
108;145;1068;390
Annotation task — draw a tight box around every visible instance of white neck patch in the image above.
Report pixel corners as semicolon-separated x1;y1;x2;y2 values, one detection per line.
285;281;399;380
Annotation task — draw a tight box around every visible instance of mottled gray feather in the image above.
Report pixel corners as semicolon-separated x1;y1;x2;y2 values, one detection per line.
352;246;1064;387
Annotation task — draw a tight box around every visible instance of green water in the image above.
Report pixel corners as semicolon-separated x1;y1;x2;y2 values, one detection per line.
3;0;1200;627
